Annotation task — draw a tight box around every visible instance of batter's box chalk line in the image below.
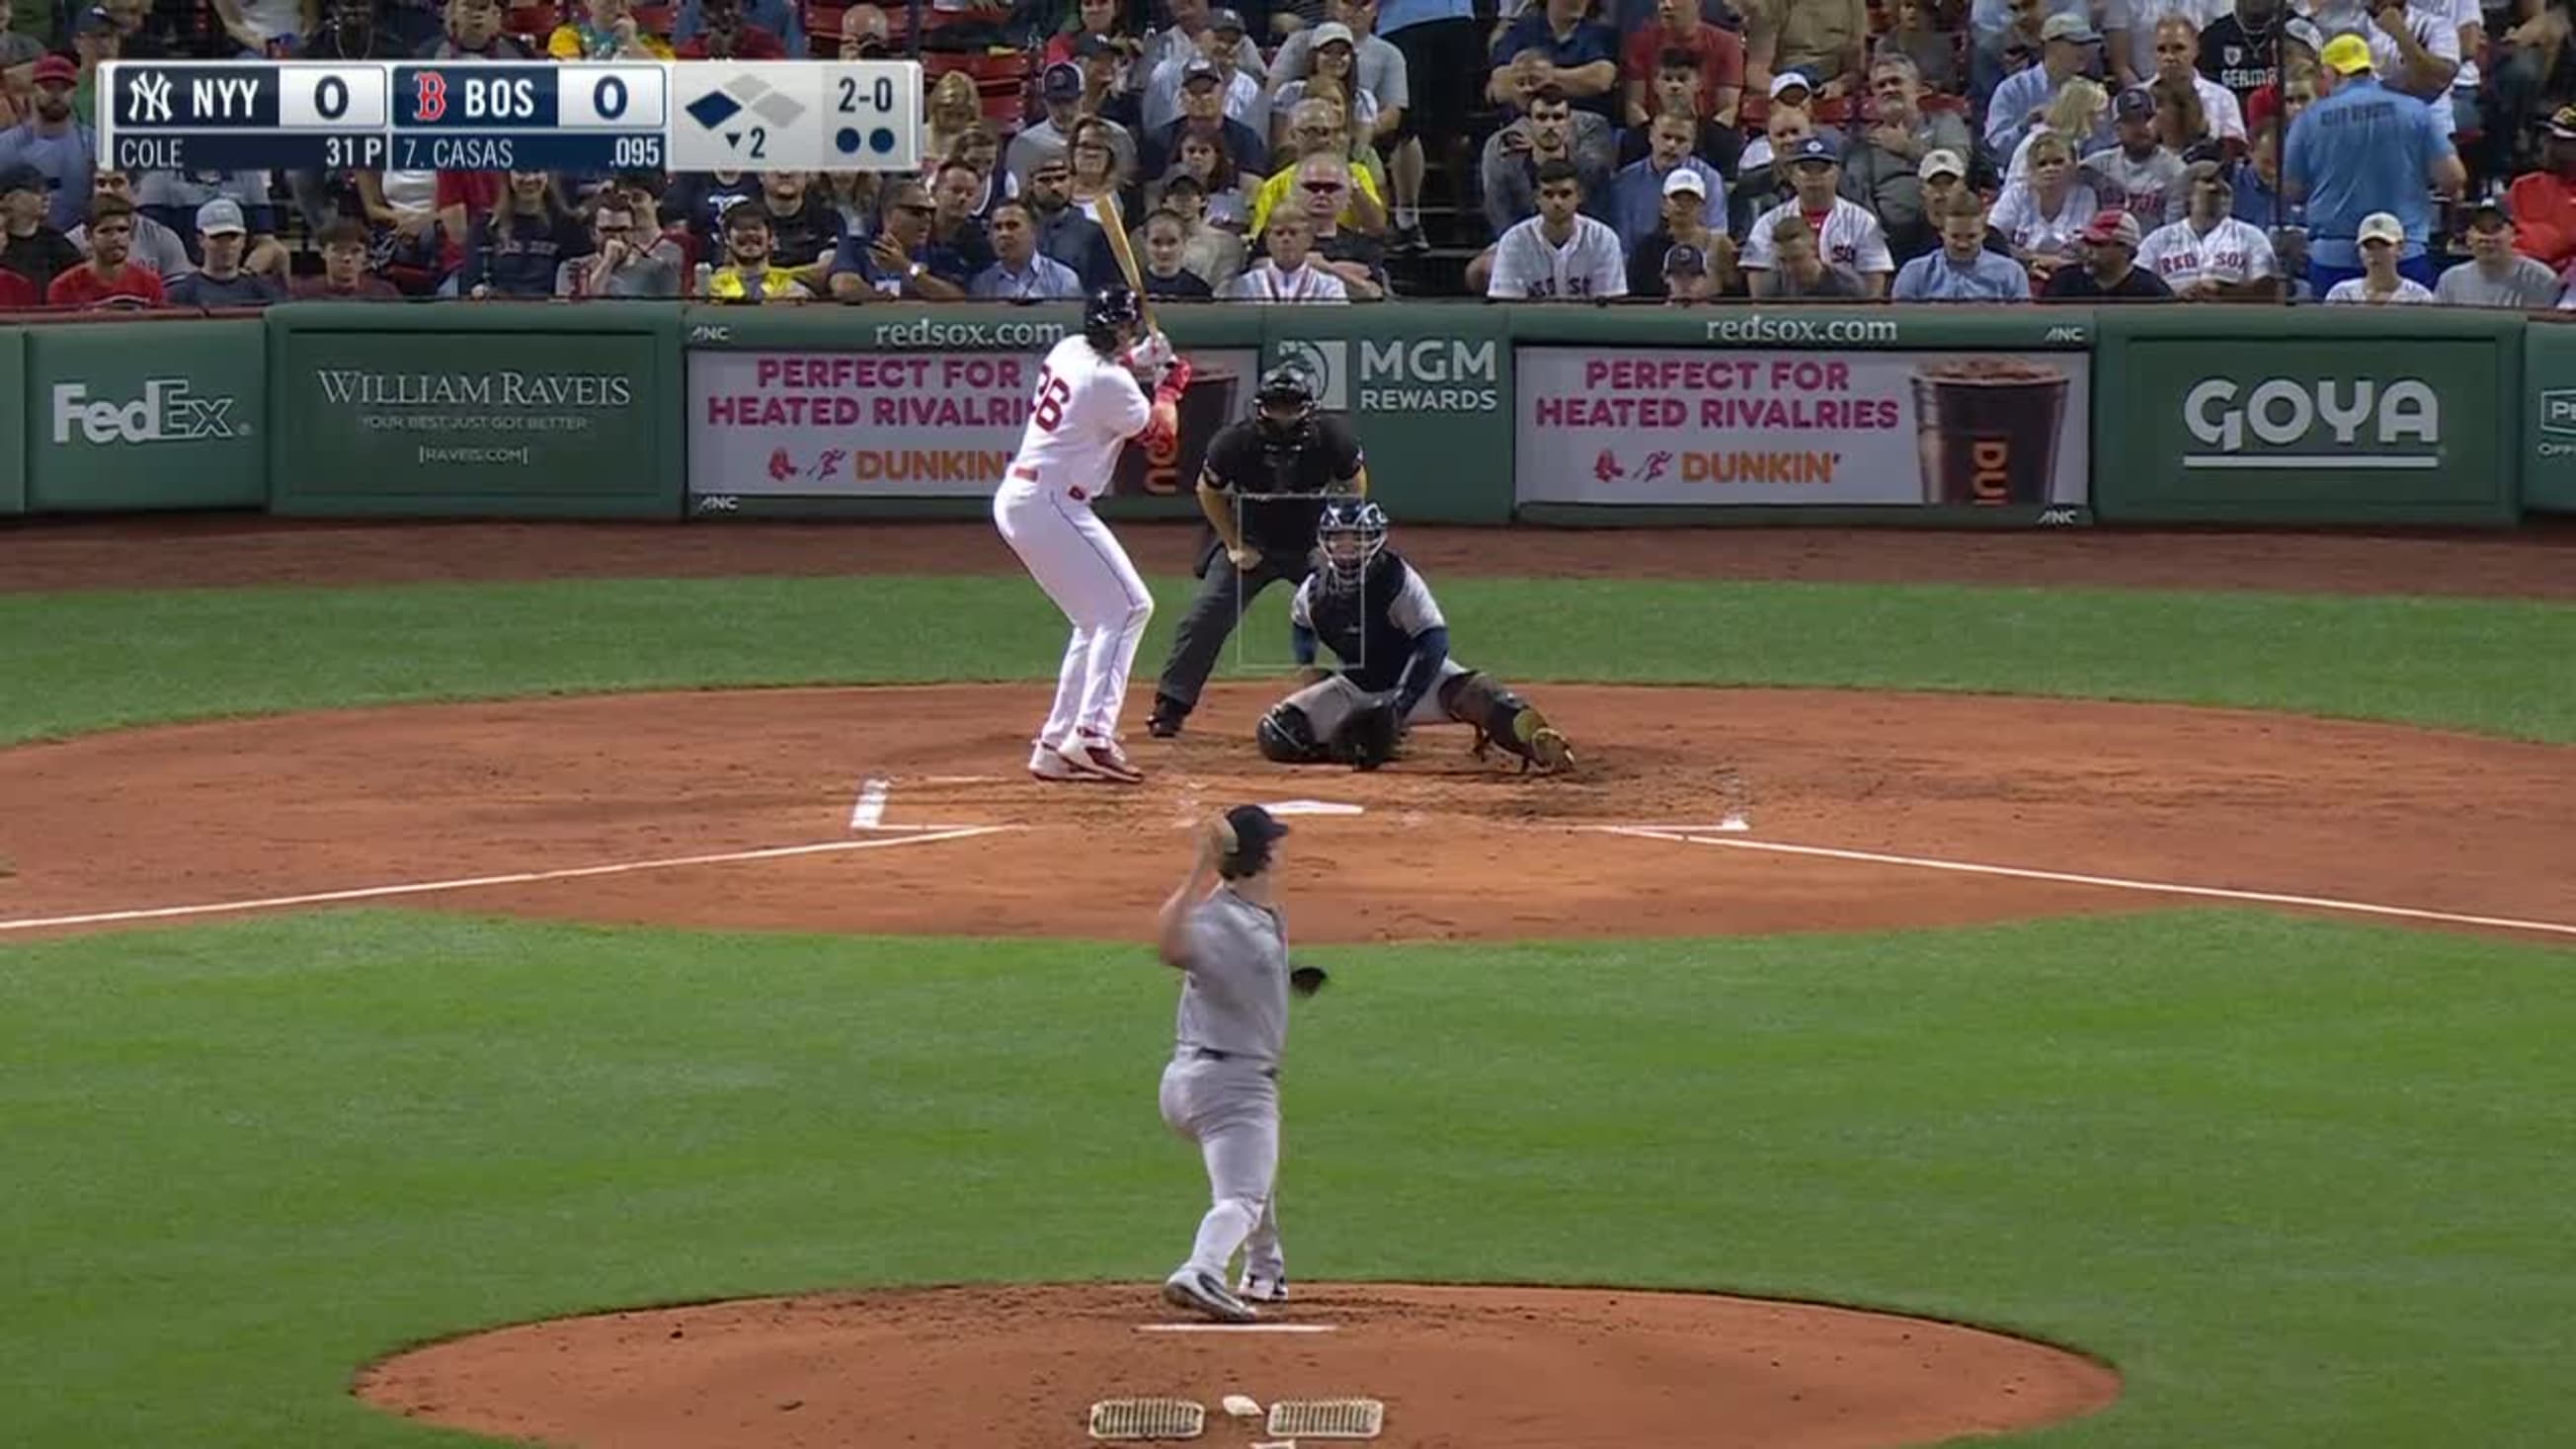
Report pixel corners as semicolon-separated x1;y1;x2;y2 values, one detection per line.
1585;827;2576;939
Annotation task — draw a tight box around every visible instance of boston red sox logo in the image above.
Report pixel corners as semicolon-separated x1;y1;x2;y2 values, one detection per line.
413;72;448;121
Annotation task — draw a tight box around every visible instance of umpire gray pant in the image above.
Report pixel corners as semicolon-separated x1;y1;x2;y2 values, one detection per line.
1153;541;1312;719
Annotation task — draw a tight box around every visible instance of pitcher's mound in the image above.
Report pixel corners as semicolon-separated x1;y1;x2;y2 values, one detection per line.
357;1282;2119;1448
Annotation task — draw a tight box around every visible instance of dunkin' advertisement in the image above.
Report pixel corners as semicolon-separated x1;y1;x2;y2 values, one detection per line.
686;348;1255;500
1513;348;2089;508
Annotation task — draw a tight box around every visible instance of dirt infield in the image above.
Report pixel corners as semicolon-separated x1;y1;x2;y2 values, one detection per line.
6;514;2576;597
356;1283;2123;1449
1;684;2567;943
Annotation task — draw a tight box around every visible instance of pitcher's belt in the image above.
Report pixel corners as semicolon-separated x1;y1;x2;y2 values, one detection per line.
1190;1047;1278;1078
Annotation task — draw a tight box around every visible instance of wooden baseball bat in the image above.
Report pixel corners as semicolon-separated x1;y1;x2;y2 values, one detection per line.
1091;187;1158;333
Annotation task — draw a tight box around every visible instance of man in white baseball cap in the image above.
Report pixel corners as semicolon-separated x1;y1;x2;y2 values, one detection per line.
1986;12;2098;158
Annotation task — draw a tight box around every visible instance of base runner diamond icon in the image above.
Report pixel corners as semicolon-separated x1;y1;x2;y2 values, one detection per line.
673;64;825;172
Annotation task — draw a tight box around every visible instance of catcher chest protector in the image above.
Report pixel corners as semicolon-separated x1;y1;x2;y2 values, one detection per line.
1440;671;1544;764
1305;551;1417;693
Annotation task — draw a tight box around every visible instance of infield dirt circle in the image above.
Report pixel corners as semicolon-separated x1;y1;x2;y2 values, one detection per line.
6;520;2573;1448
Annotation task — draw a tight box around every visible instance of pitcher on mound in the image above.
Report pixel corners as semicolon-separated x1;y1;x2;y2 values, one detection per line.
993;285;1193;783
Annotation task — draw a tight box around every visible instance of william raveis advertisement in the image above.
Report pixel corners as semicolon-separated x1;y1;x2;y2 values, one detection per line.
687;349;1254;504
1513;348;2090;508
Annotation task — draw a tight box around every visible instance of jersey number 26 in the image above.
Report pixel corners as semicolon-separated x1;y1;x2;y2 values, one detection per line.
1031;367;1073;432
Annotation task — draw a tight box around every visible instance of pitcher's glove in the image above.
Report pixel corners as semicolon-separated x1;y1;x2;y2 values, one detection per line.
1290;964;1329;998
1334;691;1405;772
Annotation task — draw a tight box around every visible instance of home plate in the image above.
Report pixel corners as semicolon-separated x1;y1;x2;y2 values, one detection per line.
1262;800;1366;817
1136;1323;1341;1334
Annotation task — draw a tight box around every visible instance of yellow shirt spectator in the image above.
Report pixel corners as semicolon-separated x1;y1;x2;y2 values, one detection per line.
1249;162;1384;237
707;265;809;301
547;19;677;60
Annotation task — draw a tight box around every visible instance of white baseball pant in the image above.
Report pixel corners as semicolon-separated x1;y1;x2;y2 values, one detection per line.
993;467;1155;749
1160;1054;1284;1285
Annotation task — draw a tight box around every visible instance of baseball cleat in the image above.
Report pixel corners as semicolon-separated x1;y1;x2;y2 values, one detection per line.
1028;747;1082;782
1512;707;1576;773
1148;715;1181;739
1164;1269;1257;1324
1059;733;1145;783
1238;1271;1289;1304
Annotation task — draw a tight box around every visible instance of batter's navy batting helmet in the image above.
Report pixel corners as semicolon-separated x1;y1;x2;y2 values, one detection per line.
1084;284;1144;352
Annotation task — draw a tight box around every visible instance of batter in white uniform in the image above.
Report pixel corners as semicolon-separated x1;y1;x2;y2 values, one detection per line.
993;286;1191;784
1155;804;1324;1323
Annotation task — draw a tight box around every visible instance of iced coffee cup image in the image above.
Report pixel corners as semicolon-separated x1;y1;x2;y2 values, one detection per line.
1911;358;2070;506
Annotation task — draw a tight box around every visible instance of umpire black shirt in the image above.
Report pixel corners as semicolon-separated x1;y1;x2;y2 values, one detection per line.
1201;413;1366;558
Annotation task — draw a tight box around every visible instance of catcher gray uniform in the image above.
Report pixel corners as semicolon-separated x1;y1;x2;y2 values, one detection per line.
1161;882;1291;1304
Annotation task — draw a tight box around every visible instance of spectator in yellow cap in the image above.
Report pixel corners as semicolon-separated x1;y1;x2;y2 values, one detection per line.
2283;31;2462;295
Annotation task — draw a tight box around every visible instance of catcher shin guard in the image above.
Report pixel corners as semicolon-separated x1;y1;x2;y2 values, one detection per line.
1440;671;1576;772
1255;702;1331;765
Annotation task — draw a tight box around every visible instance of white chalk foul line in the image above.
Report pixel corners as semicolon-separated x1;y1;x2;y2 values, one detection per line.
1587;827;2576;939
848;776;892;831
0;826;1018;934
1134;1323;1340;1334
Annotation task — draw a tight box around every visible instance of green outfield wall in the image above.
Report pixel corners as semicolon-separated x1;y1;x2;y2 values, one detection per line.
0;301;2562;524
267;303;684;519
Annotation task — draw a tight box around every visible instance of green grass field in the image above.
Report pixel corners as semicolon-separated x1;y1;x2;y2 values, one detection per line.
2;569;2571;1447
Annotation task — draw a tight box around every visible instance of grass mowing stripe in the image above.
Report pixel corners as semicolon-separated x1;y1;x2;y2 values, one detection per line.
0;576;2569;744
1;909;2570;1447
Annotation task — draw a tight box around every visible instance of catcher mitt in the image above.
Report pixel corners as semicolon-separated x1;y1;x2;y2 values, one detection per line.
1290;964;1329;997
1334;692;1405;772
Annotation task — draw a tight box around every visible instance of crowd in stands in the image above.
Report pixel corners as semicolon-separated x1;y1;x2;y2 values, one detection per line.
2;0;2575;305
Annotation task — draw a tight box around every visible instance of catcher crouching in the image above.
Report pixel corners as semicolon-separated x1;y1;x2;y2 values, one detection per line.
1255;501;1575;773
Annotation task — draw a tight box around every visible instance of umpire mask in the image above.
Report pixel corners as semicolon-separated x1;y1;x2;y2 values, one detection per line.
1253;363;1318;453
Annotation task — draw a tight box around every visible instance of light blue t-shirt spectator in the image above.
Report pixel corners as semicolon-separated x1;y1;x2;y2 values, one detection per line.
1984;64;2066;156
1377;0;1474;35
1609;158;1727;252
971;253;1085;300
1892;247;2035;301
0;120;97;231
2283;76;2452;270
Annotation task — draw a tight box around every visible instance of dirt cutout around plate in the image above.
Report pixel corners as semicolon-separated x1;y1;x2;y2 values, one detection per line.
356;1283;2121;1449
1;684;2569;943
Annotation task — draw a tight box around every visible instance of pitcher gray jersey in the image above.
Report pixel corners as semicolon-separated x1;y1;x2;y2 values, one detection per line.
1174;887;1291;1065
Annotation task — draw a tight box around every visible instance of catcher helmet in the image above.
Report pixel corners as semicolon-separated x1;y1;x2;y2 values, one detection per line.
1253;363;1319;450
1083;284;1144;353
1315;499;1388;591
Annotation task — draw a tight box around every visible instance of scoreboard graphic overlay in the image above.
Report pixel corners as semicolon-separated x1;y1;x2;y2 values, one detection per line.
100;60;923;174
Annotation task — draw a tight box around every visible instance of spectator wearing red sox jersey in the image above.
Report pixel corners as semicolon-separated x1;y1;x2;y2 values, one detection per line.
2135;158;2280;297
2084;86;2190;227
1742;133;1892;297
1487;158;1629;298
